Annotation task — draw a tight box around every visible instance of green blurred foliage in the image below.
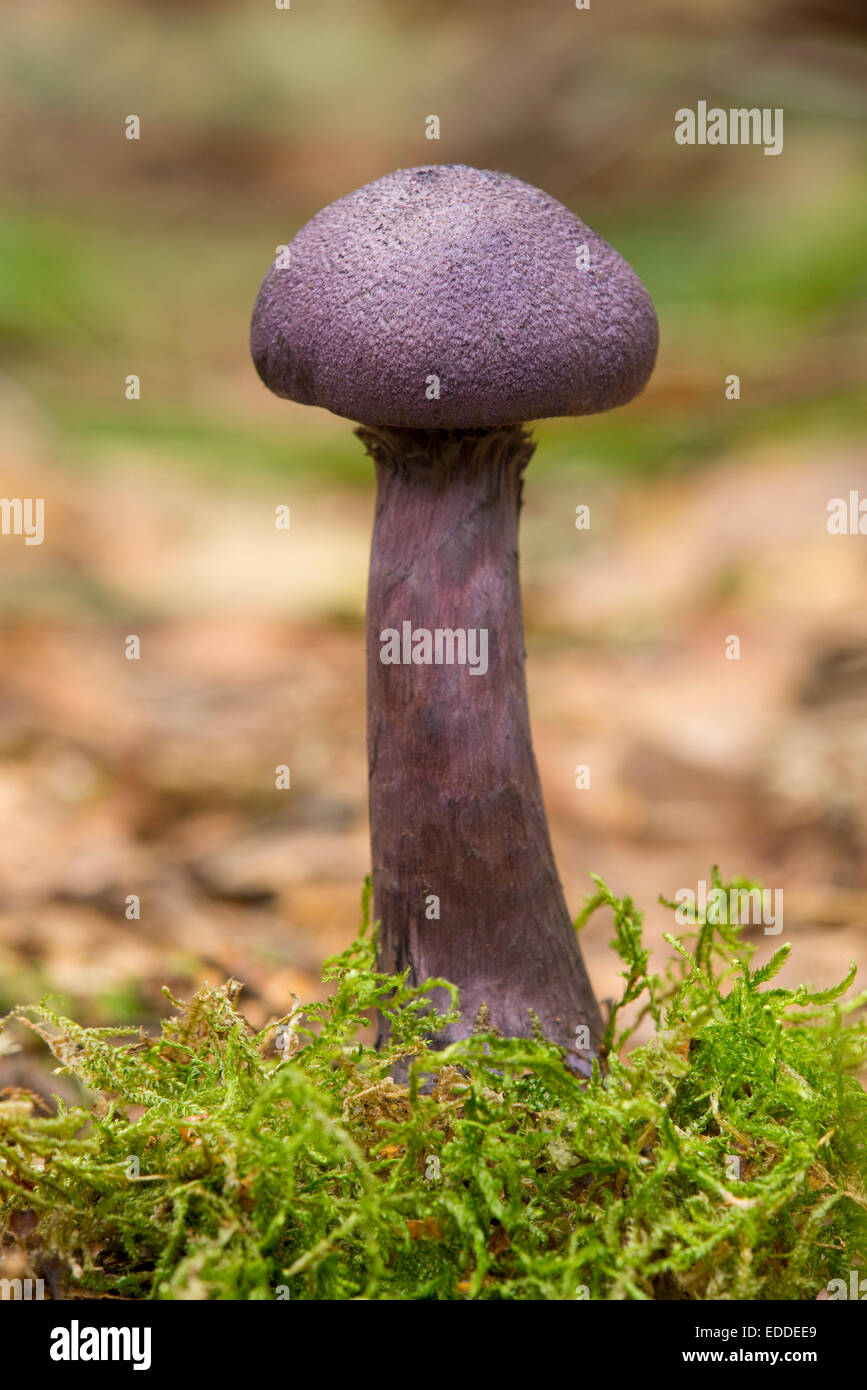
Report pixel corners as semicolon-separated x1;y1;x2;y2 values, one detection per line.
0;0;864;483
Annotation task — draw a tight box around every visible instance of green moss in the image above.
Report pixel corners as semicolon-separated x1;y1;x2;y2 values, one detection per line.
1;870;865;1300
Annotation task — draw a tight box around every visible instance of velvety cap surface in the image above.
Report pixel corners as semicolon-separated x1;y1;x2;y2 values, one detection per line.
250;164;658;430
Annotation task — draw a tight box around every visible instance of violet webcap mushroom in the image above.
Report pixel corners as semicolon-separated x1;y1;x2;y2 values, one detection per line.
251;164;658;1075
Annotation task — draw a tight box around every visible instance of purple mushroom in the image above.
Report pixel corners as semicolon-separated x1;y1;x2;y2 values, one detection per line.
251;165;658;1074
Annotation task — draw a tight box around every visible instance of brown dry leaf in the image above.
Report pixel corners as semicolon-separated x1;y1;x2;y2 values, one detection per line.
407;1218;442;1242
177;1112;209;1142
488;1224;511;1257
8;1207;39;1240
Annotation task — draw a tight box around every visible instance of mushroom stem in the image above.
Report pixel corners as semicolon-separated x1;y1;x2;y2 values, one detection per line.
359;424;603;1075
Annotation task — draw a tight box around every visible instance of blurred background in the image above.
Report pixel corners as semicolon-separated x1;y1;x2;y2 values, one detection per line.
0;0;865;1092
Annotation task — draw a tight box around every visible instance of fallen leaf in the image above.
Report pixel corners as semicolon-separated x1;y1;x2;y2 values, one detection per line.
488;1224;511;1257
407;1218;442;1241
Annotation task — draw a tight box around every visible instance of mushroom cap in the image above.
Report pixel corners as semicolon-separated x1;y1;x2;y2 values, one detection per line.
250;164;658;430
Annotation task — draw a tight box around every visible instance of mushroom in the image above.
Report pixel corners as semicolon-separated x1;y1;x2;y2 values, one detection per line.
251;164;658;1075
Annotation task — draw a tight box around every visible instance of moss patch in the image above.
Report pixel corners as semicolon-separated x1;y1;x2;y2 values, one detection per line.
1;871;865;1300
